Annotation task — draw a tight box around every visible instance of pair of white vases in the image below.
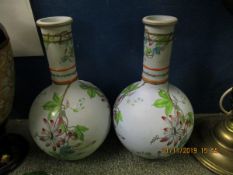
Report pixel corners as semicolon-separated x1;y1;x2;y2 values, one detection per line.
29;15;194;160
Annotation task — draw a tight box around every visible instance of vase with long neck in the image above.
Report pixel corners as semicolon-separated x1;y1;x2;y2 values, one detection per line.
29;16;111;160
113;15;194;159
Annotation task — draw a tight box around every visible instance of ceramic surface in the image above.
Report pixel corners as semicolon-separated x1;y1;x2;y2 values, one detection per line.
0;25;14;126
29;17;110;160
113;15;194;159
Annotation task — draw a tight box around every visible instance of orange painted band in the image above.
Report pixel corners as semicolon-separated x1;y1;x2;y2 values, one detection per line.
50;64;76;72
52;75;78;85
142;76;168;85
143;64;169;71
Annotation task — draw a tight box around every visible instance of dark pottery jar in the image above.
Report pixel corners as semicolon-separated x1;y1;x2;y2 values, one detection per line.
0;23;14;135
0;23;28;175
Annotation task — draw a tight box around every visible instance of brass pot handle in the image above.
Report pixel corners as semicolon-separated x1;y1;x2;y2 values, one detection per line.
219;87;233;115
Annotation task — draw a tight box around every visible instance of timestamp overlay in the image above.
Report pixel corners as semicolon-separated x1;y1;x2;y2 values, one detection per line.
162;147;219;154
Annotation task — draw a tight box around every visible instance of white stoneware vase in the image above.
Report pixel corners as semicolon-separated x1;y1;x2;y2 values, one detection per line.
113;15;194;159
29;17;111;160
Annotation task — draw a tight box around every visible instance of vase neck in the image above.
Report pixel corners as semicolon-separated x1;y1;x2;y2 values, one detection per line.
37;17;78;85
141;16;177;85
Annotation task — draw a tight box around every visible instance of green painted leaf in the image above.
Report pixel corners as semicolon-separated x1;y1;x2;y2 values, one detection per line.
115;110;123;124
47;112;52;120
180;114;186;124
186;112;194;125
145;47;153;56
80;83;89;89
60;123;68;132
43;101;58;111
159;89;169;99
78;132;84;141
87;88;96;98
77;125;89;132
46;106;60;119
53;92;61;104
153;99;168;108
96;90;103;97
153;89;174;116
80;82;102;98
122;83;140;95
72;108;79;112
74;125;89;141
60;145;75;156
165;103;173;116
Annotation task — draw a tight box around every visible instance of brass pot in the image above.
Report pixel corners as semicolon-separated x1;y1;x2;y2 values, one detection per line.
0;24;14;130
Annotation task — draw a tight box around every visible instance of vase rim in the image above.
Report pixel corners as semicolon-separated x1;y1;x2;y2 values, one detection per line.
36;16;73;28
143;15;177;26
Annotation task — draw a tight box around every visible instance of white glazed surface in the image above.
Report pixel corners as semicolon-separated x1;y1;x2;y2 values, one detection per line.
113;81;194;159
29;80;111;160
113;15;194;159
30;17;111;160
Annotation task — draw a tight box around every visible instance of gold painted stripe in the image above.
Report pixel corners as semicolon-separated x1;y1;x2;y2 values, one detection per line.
50;64;76;72
145;31;174;36
42;31;72;43
52;75;78;85
43;37;72;43
42;31;72;37
142;76;168;85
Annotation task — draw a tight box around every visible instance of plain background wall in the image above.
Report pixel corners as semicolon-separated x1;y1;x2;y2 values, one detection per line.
12;0;233;118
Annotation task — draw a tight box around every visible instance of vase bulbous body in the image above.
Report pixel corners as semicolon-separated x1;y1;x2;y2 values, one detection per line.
113;15;194;159
29;17;110;160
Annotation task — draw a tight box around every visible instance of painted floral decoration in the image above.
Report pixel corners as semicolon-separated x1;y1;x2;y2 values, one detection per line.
114;82;145;124
151;89;194;149
144;30;174;57
36;88;96;159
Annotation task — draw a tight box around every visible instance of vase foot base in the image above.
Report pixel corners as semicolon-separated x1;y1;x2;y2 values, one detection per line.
0;133;28;174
